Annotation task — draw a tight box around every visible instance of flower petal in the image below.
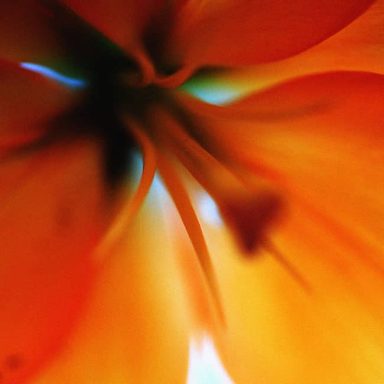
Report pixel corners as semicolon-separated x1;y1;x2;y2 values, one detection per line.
185;72;384;382
0;137;120;383
31;190;191;384
214;0;384;95
206;209;384;383
0;60;75;151
60;0;164;53
183;71;384;262
152;106;283;255
0;1;65;63
167;0;375;68
0;59;121;384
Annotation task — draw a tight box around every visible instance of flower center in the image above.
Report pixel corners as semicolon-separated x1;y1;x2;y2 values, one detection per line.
27;0;305;327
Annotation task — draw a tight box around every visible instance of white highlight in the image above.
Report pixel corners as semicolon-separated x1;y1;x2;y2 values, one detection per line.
187;335;234;384
151;173;169;199
198;193;223;226
20;62;87;89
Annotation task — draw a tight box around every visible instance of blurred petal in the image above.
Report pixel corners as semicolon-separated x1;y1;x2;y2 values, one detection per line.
154;107;283;255
167;0;374;67
0;1;65;63
0;137;118;383
214;0;384;94
61;0;164;52
182;71;384;262
206;214;384;384
0;60;75;151
182;71;384;383
31;187;191;384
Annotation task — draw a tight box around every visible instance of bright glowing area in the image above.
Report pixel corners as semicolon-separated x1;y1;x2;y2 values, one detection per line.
20;62;87;89
183;85;240;105
198;193;223;226
130;151;171;211
151;173;169;200
182;78;241;106
187;335;234;384
189;88;239;105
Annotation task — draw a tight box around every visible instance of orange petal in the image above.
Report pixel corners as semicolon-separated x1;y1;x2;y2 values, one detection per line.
0;136;120;384
196;71;384;312
167;0;374;67
183;72;384;382
61;0;164;53
153;106;284;255
185;71;384;260
214;0;384;94
180;70;384;304
206;205;384;383
31;187;191;384
0;60;75;152
0;1;65;64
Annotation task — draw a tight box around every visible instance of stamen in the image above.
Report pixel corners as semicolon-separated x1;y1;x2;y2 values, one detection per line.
153;109;283;254
94;119;156;262
156;151;225;326
153;65;195;88
151;108;234;196
130;48;156;86
263;240;312;292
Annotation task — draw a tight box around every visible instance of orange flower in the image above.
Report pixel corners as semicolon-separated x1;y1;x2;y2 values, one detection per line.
0;1;383;383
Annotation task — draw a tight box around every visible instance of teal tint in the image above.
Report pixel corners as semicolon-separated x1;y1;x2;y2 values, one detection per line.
20;62;87;89
181;78;240;106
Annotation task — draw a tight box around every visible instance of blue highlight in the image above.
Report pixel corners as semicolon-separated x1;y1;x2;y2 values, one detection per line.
20;62;239;105
198;193;223;226
18;63;226;230
20;62;87;89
